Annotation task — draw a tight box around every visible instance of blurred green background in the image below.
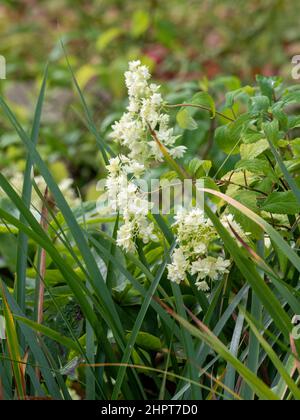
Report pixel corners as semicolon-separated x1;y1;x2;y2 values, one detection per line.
1;0;300;198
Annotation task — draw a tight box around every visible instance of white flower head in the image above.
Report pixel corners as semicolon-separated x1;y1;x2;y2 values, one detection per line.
117;221;136;254
167;208;244;293
168;248;189;285
104;155;157;253
110;61;185;164
191;257;231;282
195;280;210;292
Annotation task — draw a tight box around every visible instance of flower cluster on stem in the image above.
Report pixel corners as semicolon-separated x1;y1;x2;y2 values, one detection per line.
167;208;245;291
110;60;186;164
105;155;157;253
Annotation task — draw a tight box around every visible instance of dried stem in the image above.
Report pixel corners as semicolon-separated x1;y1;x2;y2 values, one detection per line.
36;187;50;381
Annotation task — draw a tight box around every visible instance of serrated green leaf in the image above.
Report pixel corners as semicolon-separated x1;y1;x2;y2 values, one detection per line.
240;139;269;160
250;95;270;114
235;159;270;175
259;191;300;214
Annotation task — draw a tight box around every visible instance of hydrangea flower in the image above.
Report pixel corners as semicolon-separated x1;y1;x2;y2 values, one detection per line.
167;248;189;285
110;60;186;164
167;208;242;292
173;208;217;258
104;155;158;253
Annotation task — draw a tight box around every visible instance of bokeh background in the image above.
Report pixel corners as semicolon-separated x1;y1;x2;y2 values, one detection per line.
1;0;300;199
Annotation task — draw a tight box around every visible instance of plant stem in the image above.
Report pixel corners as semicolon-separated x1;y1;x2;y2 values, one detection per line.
166;103;235;122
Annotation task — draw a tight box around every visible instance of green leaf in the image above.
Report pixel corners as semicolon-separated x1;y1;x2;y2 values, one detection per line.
131;10;150;37
0;284;25;400
0;315;5;340
15;65;48;315
96;28;122;51
192;92;216;118
235;159;270;175
215;125;240;155
242;242;263;400
264;121;300;205
14;316;81;353
263;120;279;145
259;191;300;214
240;139;269;160
215;114;251;155
189;158;212;177
127;331;162;351
176;108;198;130
256;75;281;102
224;300;247;400
225;86;253;108
250;95;270;114
168;310;280;400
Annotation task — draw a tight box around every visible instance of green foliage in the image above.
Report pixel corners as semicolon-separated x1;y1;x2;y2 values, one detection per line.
1;0;300;402
0;66;299;401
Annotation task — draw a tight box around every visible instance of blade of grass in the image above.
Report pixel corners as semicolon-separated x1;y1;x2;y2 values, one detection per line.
89;236;182;340
164;304;279;400
0;204;141;398
264;122;300;205
2;282;65;399
0;284;26;400
150;137;292;337
83;362;241;400
14;316;81;353
223;293;248;400
201;188;300;273
244;312;300;400
172;287;250;399
171;283;202;400
61;41;114;165
0;96;127;353
0;181;100;331
111;241;176;399
204;203;291;336
15;64;48;315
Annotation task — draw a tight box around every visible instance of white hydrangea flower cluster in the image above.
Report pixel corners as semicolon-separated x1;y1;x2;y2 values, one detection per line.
167;208;238;292
105;155;158;253
110;60;186;164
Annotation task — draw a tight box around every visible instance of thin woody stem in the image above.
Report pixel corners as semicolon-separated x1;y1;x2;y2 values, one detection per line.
166;103;235;122
217;180;268;197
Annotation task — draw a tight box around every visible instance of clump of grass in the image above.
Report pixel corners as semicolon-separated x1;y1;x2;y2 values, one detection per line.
0;56;300;401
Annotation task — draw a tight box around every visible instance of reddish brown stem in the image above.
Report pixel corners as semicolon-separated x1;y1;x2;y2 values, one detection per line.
36;187;50;381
